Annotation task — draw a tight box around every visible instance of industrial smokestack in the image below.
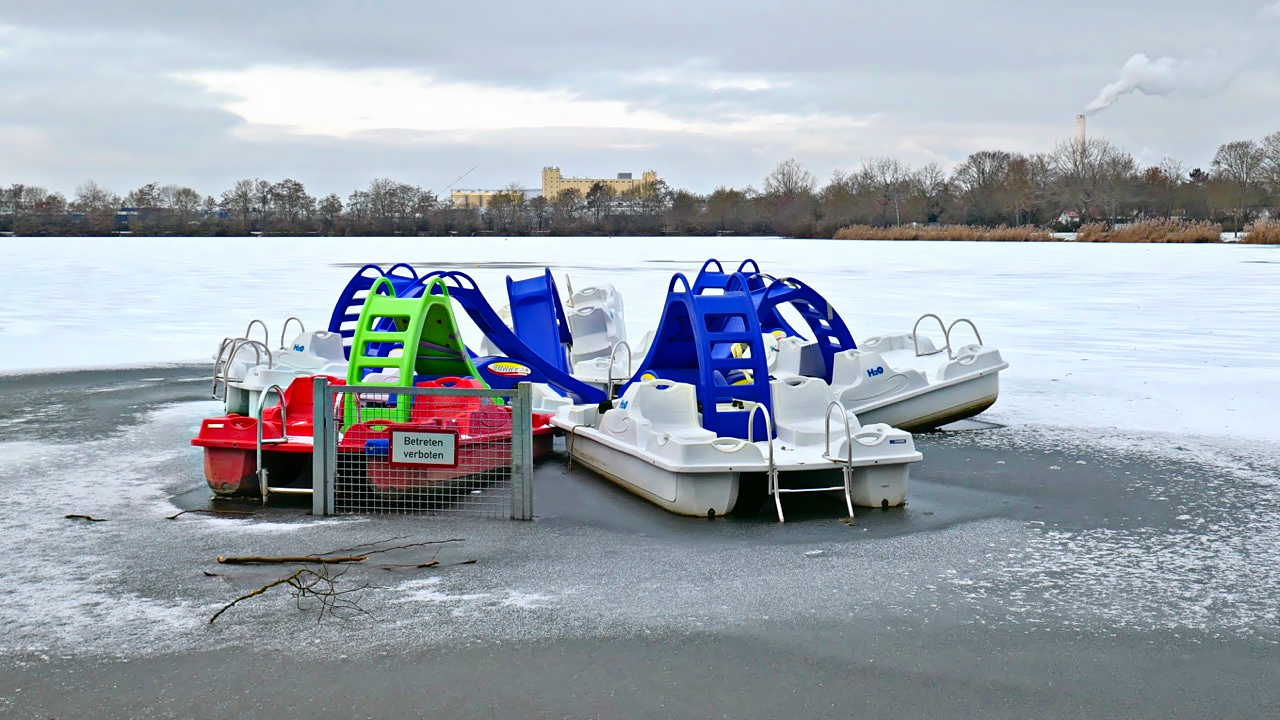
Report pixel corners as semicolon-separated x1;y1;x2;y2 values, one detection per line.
1075;114;1086;145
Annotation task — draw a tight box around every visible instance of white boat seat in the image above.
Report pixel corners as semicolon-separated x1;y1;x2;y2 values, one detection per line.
771;336;826;377
627;381;715;441
770;376;852;446
830;349;929;403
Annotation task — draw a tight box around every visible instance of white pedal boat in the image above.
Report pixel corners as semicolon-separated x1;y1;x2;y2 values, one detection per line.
212;318;347;414
770;313;1008;432
563;282;652;392
552;376;921;520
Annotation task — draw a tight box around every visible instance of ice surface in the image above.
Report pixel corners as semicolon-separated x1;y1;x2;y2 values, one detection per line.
2;236;1276;443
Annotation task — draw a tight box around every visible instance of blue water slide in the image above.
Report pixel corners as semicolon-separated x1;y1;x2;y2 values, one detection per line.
404;271;605;404
620;272;773;440
506;268;572;374
327;263;420;358
689;259;857;383
749;276;856;383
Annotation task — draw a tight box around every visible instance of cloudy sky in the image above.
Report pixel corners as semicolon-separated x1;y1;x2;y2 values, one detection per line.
3;0;1280;199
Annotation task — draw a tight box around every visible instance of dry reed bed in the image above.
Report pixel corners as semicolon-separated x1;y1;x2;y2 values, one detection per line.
1241;220;1280;244
1075;220;1222;243
833;224;1054;242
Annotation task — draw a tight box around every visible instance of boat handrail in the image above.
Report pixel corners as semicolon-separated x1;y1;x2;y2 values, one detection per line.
945;318;983;354
212;338;272;399
911;313;950;358
243;319;270;347
279;316;306;349
822;401;858;520
745;404;782;520
255;383;289;504
605;340;633;401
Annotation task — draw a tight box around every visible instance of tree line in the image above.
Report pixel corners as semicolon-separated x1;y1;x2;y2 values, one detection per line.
4;131;1280;237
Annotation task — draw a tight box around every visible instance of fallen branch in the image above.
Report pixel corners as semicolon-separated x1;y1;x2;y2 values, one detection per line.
65;514;106;522
215;538;465;566
167;509;258;520
208;565;371;624
217;554;368;565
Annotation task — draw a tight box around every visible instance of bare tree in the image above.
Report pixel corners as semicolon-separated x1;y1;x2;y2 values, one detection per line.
72;181;121;233
952;150;1013;224
911;163;949;224
1212;139;1264;232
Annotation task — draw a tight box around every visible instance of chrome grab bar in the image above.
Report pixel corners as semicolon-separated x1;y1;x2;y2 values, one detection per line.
911;313;949;358
212;338;271;400
255;383;289;504
605;340;633;401
279;316;306;349
745;404;783;521
945;318;982;353
822;401;857;521
244;319;269;347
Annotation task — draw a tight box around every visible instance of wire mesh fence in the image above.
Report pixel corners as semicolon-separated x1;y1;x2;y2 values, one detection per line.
313;379;533;519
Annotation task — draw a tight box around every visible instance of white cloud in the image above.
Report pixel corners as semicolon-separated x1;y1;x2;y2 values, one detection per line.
173;66;858;140
620;60;790;92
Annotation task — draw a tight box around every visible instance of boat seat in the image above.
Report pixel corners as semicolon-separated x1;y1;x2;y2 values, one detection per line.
830;349;929;403
771;336;826;377
627;381;715;443
770;376;851;446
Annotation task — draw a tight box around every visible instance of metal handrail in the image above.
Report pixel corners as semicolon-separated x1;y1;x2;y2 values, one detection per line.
212;338;271;400
279;316;306;349
745;404;783;521
255;383;289;504
911;313;950;358
822;401;857;520
605;340;633;400
945;318;982;352
244;319;269;346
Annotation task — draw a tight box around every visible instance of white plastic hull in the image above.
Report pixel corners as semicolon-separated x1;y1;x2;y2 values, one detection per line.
567;430;741;516
563;428;913;516
848;370;1000;432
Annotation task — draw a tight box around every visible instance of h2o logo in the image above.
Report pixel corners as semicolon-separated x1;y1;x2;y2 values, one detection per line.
866;366;885;378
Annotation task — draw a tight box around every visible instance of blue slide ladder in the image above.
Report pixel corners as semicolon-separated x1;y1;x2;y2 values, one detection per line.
403;271;606;405
621;272;773;440
750;277;856;383
327;263;420;358
506;268;572;374
690;258;857;383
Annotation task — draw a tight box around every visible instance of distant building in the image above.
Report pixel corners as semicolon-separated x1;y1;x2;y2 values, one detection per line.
450;188;539;209
541;167;658;199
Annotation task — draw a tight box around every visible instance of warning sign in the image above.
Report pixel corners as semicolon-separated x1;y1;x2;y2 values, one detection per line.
389;430;458;468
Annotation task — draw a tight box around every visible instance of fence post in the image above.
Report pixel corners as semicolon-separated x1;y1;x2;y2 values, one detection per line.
311;376;330;516
510;382;534;520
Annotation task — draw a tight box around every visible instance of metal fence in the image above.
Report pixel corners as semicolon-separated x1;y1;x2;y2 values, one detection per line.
310;378;533;519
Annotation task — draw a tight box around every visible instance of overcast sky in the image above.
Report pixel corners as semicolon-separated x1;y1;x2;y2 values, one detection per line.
3;1;1280;199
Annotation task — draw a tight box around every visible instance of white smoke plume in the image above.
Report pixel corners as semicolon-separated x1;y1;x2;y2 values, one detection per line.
1084;51;1241;114
1085;2;1280;114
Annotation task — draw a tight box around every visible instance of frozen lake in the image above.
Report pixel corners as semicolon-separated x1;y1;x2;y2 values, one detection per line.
3;236;1280;718
2;235;1276;445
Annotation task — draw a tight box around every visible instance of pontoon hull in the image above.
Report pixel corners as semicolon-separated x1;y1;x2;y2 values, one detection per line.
850;371;1001;432
563;429;913;516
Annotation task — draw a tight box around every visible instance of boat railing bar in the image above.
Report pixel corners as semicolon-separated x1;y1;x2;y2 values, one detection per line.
254;383;309;504
911;313;950;358
279;316;306;349
605;340;633;401
212;338;272;400
244;319;270;347
945;318;983;356
822;401;858;521
745;404;783;521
